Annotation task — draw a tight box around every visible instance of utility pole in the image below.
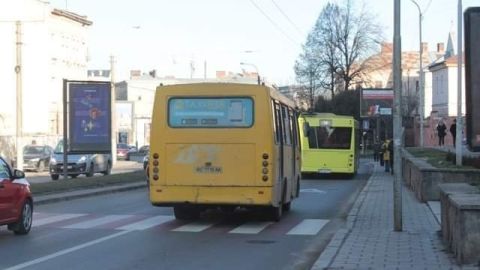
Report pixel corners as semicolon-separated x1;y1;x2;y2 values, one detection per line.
15;21;24;170
456;0;463;166
410;0;426;148
393;0;403;232
110;55;117;166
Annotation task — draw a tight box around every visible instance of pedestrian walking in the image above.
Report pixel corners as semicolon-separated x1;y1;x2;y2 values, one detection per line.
450;119;457;147
436;120;447;146
382;140;391;172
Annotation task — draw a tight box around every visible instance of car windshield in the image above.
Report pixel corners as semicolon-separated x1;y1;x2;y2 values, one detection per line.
54;141;64;153
23;146;44;155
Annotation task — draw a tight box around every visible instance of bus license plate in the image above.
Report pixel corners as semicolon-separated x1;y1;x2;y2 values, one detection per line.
318;169;331;174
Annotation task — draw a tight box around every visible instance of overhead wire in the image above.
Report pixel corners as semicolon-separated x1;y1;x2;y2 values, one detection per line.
270;0;305;36
247;0;299;46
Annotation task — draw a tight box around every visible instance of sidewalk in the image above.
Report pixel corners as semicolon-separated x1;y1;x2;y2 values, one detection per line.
312;164;470;270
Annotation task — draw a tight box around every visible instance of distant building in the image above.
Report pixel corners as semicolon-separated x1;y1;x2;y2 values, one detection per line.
0;0;92;159
359;42;445;117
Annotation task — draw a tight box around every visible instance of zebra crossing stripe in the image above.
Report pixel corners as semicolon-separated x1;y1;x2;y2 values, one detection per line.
286;219;329;235
33;214;87;227
117;215;175;231
63;215;134;229
229;222;273;234
172;221;215;232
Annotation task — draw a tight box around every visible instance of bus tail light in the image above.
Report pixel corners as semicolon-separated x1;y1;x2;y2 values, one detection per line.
261;153;269;181
152;153;160;181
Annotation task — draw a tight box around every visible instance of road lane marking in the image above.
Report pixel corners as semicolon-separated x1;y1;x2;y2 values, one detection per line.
62;215;133;229
117;215;174;231
229;221;273;234
33;214;87;227
172;221;215;232
300;188;327;194
286;219;329;235
4;231;130;270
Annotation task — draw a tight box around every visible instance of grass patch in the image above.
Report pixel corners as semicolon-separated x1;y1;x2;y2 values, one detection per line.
406;147;476;169
31;171;146;196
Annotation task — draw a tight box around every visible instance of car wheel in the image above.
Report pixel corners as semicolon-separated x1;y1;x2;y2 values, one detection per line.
8;200;33;235
86;163;94;177
37;161;45;172
71;174;79;178
51;174;59;180
102;162;111;176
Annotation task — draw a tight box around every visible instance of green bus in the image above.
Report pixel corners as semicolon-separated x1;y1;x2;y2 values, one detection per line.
298;113;359;176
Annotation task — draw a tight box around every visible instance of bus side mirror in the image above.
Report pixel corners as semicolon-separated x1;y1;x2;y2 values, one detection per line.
303;122;310;137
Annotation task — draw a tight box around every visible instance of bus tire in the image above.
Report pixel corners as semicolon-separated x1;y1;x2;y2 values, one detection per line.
173;205;200;220
295;177;300;198
268;204;283;222
282;201;291;212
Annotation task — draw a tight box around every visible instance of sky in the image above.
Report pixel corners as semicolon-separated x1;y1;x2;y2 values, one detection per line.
47;0;479;85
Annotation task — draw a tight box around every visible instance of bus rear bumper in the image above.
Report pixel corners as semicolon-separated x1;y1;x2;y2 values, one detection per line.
149;186;274;207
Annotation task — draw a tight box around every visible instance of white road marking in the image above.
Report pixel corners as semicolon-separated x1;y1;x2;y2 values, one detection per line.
33;214;87;227
172;221;215;232
229;221;273;234
286;219;329;235
117;215;174;231
4;231;130;270
62;215;133;229
300;189;327;194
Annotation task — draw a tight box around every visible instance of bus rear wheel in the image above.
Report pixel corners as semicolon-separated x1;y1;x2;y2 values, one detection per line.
173;205;200;220
268;205;283;222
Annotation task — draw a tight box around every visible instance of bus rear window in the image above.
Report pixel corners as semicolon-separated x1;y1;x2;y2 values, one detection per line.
168;98;254;128
308;127;352;149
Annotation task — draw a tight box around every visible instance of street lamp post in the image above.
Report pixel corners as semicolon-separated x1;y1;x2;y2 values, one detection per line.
456;0;463;166
410;0;425;148
240;62;261;85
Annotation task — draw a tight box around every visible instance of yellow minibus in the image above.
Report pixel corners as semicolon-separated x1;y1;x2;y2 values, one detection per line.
149;83;301;221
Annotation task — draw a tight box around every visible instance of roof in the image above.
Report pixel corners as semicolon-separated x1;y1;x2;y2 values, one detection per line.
51;9;92;26
428;53;465;71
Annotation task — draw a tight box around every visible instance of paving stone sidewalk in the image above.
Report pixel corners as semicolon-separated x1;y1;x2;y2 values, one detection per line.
313;164;470;270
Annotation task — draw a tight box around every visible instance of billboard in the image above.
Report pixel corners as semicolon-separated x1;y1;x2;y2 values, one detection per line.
360;89;394;117
465;7;480;151
68;81;111;153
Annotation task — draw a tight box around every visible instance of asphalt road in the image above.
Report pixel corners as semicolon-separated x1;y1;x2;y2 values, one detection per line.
25;160;144;184
1;160;373;270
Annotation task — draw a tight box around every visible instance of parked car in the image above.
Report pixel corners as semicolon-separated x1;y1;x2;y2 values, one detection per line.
117;143;129;160
0;156;33;235
23;145;53;172
49;140;112;180
126;145;149;161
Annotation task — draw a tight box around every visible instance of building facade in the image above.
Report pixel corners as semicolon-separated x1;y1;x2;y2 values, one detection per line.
0;0;91;159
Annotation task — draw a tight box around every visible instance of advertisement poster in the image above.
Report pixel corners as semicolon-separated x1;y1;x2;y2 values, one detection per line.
360;89;394;117
69;82;111;153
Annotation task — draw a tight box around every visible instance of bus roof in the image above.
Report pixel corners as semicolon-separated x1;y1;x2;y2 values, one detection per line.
155;83;296;108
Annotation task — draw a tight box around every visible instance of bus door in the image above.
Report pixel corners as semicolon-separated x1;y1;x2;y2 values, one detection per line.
273;103;284;185
281;105;294;200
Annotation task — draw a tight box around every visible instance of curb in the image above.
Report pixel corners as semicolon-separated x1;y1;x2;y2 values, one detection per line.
311;164;377;270
34;182;147;205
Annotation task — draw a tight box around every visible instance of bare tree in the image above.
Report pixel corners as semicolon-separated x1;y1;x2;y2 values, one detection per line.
335;0;384;92
295;0;384;99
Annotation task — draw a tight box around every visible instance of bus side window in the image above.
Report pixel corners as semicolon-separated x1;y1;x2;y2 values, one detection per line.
281;105;292;145
289;109;298;146
274;103;283;144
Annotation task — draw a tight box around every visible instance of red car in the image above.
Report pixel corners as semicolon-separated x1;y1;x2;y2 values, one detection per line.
0;156;33;235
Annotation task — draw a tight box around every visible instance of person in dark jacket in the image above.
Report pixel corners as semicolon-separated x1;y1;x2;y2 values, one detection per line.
436;120;447;146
